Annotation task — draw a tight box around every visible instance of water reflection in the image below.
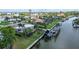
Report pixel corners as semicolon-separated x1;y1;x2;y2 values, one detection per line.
44;38;50;42
33;17;79;49
34;42;40;49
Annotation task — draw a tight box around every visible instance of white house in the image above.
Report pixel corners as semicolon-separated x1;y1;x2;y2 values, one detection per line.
24;16;30;19
24;24;34;29
9;18;16;21
14;24;34;33
8;18;21;22
14;13;19;17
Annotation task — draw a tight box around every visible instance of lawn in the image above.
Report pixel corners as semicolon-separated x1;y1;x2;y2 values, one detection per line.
46;19;60;29
36;19;60;29
0;21;10;25
13;30;43;49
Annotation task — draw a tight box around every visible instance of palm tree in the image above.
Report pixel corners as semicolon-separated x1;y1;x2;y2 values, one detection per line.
0;26;16;49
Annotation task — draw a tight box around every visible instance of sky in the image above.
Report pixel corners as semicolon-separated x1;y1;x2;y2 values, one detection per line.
0;0;79;9
0;9;78;12
0;0;79;12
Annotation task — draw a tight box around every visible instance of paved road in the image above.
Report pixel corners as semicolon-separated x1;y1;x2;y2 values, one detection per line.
33;17;79;49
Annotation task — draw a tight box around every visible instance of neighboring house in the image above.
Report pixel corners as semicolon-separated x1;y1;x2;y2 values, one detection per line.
8;18;16;21
34;19;44;23
14;13;19;17
30;13;44;23
7;18;21;22
31;13;39;19
14;24;34;33
24;16;30;19
6;13;13;18
24;24;34;29
57;11;65;17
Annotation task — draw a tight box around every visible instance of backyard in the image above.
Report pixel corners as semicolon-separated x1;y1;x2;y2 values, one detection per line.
13;30;43;49
46;19;60;29
36;19;60;29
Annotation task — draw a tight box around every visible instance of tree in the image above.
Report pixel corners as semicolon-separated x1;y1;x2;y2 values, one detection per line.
23;28;34;37
5;17;10;21
0;26;16;49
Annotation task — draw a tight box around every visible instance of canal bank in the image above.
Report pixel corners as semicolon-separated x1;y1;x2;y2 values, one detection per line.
27;19;61;49
32;17;79;49
27;23;60;49
27;16;76;49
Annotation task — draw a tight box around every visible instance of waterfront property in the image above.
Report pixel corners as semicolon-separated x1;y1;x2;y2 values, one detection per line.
32;17;79;49
0;10;78;49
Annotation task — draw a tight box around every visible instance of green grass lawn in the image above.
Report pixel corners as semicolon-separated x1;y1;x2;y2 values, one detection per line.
36;19;60;29
38;19;60;29
0;21;10;25
46;19;60;29
13;30;43;49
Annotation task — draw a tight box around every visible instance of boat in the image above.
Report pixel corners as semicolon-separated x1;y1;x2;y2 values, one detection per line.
44;26;60;38
72;19;79;28
52;26;60;37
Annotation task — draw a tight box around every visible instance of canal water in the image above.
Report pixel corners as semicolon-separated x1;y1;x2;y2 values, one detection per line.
32;17;79;49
